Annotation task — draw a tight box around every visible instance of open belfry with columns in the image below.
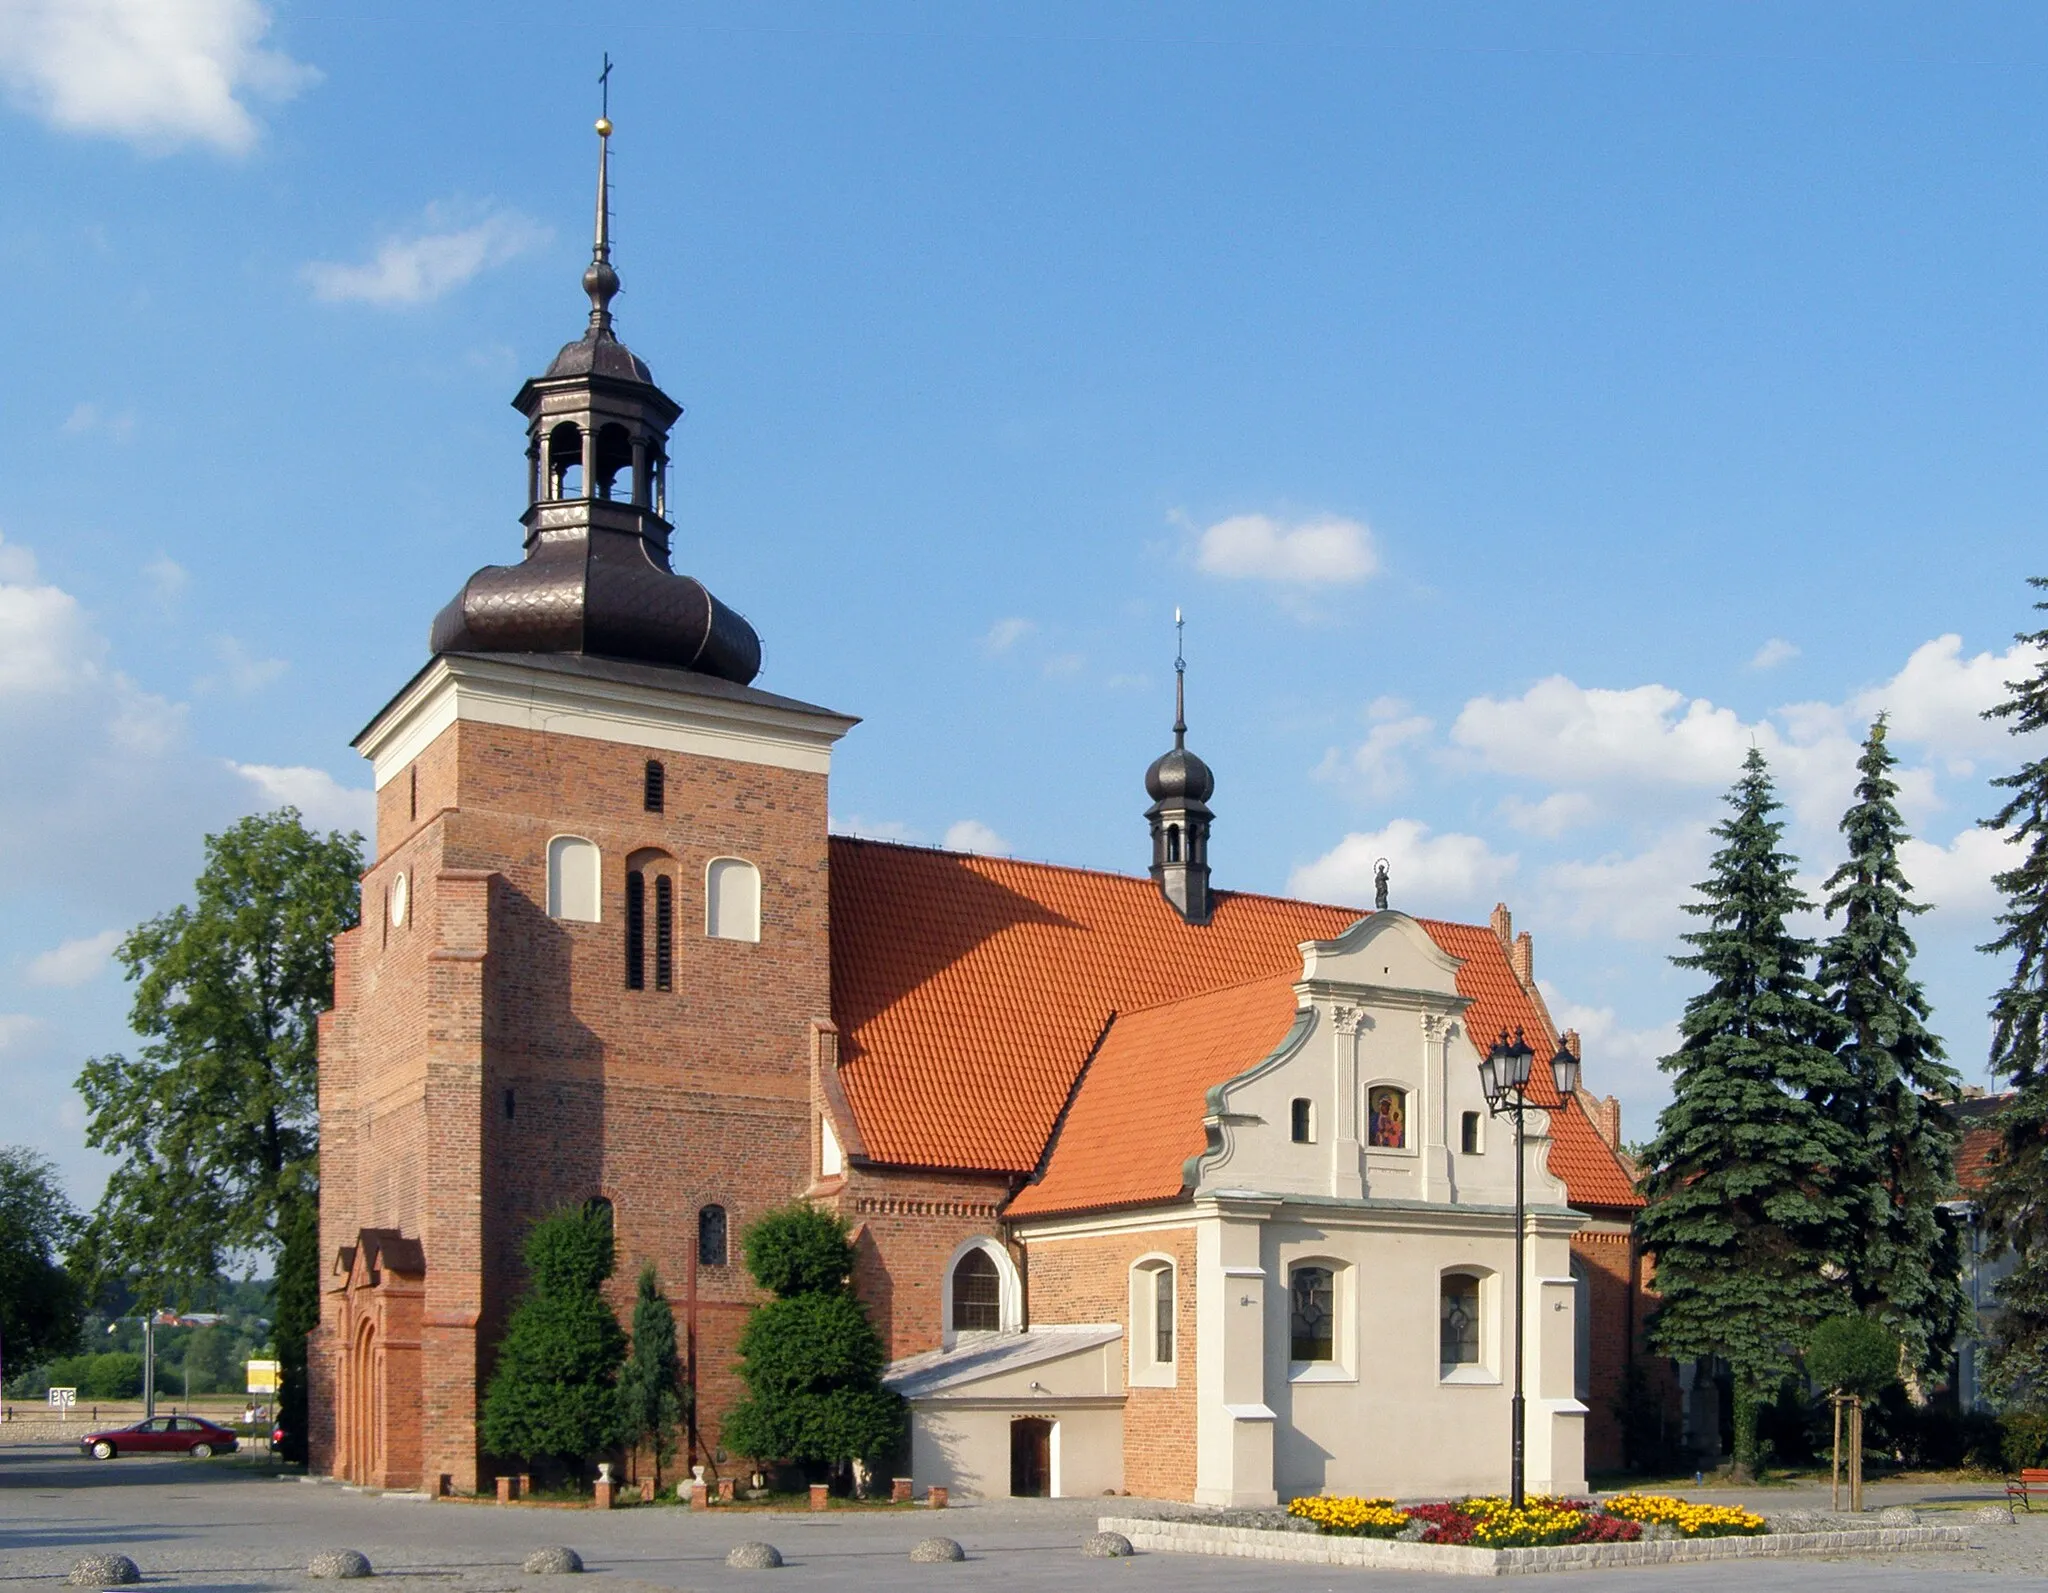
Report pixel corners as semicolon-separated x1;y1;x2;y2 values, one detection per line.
312;115;1656;1505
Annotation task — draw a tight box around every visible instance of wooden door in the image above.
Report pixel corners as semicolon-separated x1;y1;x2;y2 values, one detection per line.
1009;1417;1052;1497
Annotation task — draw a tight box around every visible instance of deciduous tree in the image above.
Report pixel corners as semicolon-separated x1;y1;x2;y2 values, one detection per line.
75;809;362;1305
1639;748;1862;1478
0;1146;84;1379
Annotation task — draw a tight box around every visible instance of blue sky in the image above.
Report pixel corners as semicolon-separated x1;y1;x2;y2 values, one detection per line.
2;1;2044;1204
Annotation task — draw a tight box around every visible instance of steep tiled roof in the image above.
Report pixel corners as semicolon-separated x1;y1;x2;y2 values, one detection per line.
1007;973;1303;1218
827;837;1642;1212
1949;1094;2014;1197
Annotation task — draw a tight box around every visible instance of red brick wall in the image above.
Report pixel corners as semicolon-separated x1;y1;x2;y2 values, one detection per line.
1025;1226;1196;1501
319;708;833;1490
825;1166;1017;1360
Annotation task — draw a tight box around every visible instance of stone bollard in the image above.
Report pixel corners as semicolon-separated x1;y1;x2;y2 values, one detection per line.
307;1550;373;1580
67;1555;140;1587
892;1477;914;1504
909;1537;964;1563
927;1486;948;1509
522;1548;583;1576
718;1478;736;1503
496;1476;513;1504
689;1482;708;1511
726;1543;783;1571
809;1482;829;1511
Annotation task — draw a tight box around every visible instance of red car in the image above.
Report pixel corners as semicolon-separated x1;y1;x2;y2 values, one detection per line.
79;1415;239;1460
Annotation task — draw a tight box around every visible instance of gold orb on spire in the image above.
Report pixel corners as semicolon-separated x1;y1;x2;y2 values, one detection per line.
595;116;612;136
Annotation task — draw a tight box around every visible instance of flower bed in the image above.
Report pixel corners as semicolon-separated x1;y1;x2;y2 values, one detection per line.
1284;1492;1764;1549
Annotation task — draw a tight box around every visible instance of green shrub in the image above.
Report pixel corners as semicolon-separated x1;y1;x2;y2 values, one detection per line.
2003;1411;2048;1472
741;1204;856;1297
44;1351;143;1399
479;1205;625;1472
723;1203;902;1474
1806;1316;1899;1399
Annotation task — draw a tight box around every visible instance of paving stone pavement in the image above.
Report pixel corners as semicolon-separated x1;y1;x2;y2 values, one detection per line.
5;1443;2048;1590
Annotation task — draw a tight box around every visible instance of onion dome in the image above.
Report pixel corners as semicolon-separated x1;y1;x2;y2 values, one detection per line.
428;112;763;687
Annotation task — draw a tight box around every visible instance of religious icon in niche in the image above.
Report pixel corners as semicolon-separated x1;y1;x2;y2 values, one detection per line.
1367;1086;1407;1149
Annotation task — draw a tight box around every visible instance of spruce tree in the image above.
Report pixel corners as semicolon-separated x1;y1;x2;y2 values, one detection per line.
479;1204;626;1478
721;1204;903;1483
615;1263;686;1490
1816;715;1966;1388
1979;579;2048;1403
1639;747;1863;1477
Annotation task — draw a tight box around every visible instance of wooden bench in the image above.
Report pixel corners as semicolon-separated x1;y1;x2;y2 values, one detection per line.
2006;1468;2048;1510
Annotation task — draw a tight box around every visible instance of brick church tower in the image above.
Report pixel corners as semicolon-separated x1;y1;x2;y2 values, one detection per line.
309;116;855;1493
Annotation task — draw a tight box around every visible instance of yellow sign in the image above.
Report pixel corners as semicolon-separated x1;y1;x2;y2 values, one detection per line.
246;1359;282;1394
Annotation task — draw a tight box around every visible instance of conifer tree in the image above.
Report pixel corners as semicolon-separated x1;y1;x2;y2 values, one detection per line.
1816;715;1965;1387
1979;579;2048;1402
722;1204;903;1483
1639;748;1863;1477
615;1263;686;1490
480;1204;625;1477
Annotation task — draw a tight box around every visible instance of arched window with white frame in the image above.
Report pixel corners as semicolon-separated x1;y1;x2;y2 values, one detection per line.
706;857;761;941
547;836;601;922
941;1236;1022;1347
1129;1255;1178;1387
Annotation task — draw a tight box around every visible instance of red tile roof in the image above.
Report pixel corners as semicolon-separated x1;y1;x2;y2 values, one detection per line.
1950;1094;2014;1197
827;836;1642;1213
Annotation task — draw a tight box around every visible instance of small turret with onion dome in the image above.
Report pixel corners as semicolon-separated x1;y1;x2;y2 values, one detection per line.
1146;610;1214;924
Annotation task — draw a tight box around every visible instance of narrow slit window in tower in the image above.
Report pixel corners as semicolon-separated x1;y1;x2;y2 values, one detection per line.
1166;824;1181;863
654;875;674;991
644;759;665;812
699;1204;728;1267
625;869;646;990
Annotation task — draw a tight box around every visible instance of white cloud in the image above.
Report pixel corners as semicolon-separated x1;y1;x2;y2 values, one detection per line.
0;1013;48;1055
304;205;549;307
1539;984;1679;1118
1898;825;2020;918
1539;823;1713;942
942;819;1009;856
1290;819;1516;911
200;636;287;695
27;928;123;987
1750;637;1800;670
143;555;188;604
1196;513;1378;585
0;531;35;584
982;617;1034;654
0;558;98;695
0;0;315;155
1500;790;1598;836
230;763;372;832
61;401;136;442
1853;634;2047;758
1317;712;1433;800
829;814;922;843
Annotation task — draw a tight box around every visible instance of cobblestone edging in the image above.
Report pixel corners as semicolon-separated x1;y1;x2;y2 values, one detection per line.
1096;1515;1969;1577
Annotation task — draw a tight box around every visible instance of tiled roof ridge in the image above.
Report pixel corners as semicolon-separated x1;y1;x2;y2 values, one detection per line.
827;833;1523;936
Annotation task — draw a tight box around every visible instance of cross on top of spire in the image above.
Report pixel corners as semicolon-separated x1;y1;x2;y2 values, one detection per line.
584;55;620;334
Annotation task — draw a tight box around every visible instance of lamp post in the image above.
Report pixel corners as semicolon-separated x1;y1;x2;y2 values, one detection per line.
1478;1026;1580;1510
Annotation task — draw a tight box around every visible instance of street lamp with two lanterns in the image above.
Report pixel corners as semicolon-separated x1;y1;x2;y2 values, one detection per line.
1477;1026;1581;1510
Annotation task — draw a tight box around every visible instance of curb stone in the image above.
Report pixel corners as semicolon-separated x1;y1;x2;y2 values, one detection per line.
1096;1515;1969;1576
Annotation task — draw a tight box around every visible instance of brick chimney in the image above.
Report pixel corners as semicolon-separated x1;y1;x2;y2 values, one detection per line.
1491;902;1512;953
1511;930;1534;993
1592;1094;1622;1149
1561;1028;1581;1059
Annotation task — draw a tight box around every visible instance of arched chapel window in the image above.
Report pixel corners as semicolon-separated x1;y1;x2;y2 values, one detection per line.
699;1204;728;1268
1440;1273;1480;1370
1166;824;1181;863
706;857;761;942
547;836;601;922
1289;1264;1335;1363
951;1248;1002;1334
